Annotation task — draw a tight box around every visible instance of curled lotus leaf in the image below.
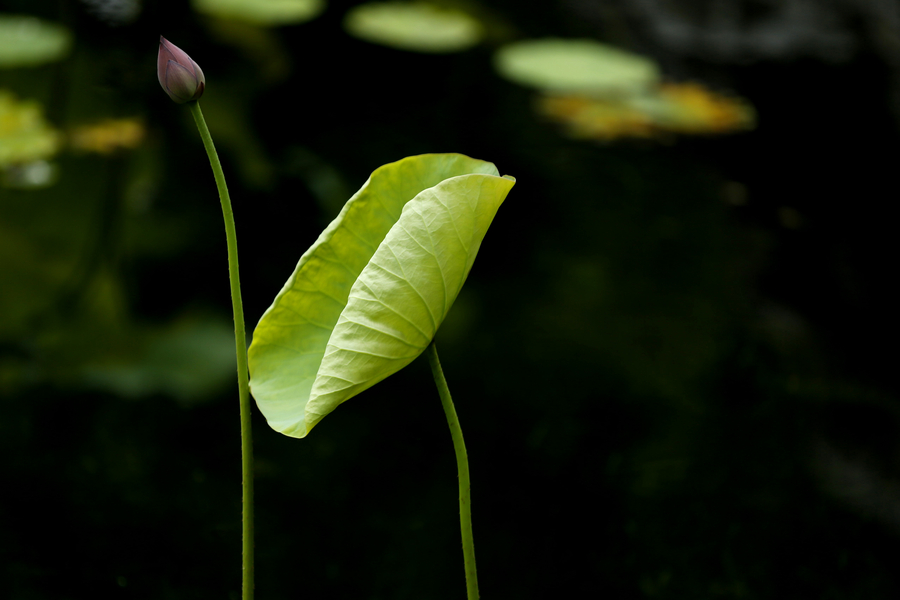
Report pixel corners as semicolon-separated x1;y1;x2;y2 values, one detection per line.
248;153;515;438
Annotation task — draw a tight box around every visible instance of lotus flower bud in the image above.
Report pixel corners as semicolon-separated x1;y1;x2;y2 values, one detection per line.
157;36;205;104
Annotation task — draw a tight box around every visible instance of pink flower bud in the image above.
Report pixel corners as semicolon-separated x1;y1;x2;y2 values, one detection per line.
157;36;205;104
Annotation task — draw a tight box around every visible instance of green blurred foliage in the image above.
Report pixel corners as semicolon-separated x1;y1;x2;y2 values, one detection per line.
2;0;900;599
0;90;61;168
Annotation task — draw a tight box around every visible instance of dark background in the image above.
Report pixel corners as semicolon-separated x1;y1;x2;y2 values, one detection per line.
3;0;900;598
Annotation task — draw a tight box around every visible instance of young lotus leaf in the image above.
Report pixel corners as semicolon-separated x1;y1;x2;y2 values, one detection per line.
249;154;515;438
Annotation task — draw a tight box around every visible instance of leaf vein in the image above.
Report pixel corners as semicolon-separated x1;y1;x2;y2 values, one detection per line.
407;203;448;318
346;295;433;341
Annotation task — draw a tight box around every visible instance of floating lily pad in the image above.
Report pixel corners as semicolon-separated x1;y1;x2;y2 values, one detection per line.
0;15;72;68
494;38;660;95
344;2;483;53
249;154;515;437
192;0;325;25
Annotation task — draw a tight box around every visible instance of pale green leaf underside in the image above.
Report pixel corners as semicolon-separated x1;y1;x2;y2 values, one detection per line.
249;154;515;438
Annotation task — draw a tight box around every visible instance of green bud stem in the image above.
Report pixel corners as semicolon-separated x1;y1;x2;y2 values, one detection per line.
188;100;254;600
426;342;479;600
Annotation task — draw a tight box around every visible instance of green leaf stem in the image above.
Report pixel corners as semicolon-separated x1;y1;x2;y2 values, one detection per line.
248;153;515;437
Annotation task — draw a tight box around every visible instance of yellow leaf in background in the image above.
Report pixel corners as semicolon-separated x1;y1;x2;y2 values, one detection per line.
537;83;756;141
69;118;145;154
538;94;655;141
649;83;756;134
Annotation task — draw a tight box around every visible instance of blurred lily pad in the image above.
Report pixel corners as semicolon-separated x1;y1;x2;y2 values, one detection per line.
494;38;660;95
0;15;72;68
0;90;61;167
192;0;325;25
344;2;483;53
